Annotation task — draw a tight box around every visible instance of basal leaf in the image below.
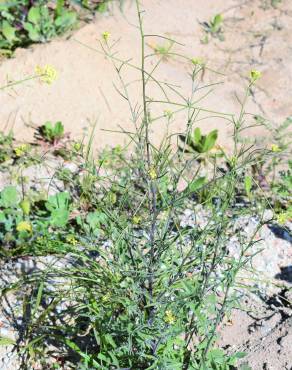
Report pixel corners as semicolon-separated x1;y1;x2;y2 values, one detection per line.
0;186;19;208
28;6;41;24
2;21;18;43
202;129;218;152
193;127;202;144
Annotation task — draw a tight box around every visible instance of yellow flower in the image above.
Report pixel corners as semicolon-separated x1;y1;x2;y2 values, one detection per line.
73;142;82;152
14;144;30;157
66;235;78;246
35;64;58;84
250;69;262;82
102;31;110;42
165;310;176;325
229;156;237;167
191;57;204;66
271;144;281;152
102;292;111;302
148;167;157;180
164;110;173;119
277;210;291;225
16;221;32;233
132;215;141;225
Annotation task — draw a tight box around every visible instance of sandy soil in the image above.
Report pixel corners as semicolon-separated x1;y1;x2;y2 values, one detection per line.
0;1;291;369
0;0;292;150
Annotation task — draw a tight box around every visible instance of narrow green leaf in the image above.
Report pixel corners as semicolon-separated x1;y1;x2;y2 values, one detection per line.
244;176;252;197
0;337;15;346
193;127;201;144
188;177;206;192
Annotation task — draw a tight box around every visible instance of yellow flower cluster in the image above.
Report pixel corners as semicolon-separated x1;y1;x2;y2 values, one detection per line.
250;69;262;82
102;31;110;42
35;64;58;84
271;144;281;153
66;235;78;246
73;142;82;152
277;211;291;225
164;310;176;325
164;110;173;119
132;215;142;225
148;167;157;180
14;144;30;157
191;57;204;66
16;221;32;233
36;236;46;243
102;292;111;302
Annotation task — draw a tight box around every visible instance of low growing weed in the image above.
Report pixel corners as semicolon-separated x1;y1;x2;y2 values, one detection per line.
0;0;76;51
0;1;288;369
38;121;65;144
0;0;116;54
200;14;224;44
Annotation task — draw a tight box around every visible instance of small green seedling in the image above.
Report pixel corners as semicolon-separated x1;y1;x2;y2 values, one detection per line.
179;127;218;154
38;121;65;144
201;14;224;43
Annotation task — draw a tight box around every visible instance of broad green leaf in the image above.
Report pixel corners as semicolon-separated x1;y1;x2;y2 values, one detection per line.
53;121;64;138
50;208;69;227
86;211;107;230
46;192;69;211
55;12;77;30
28;7;41;24
2;21;17;43
98;3;108;13
23;22;41;42
0;211;6;222
202;129;218;152
56;0;65;16
212;14;223;33
0;186;19;208
213;14;223;26
193;127;201;144
44;121;54;131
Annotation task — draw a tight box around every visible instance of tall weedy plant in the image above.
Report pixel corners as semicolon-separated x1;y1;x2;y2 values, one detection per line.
4;2;270;369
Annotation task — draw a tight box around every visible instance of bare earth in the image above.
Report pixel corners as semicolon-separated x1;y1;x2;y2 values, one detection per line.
0;0;292;150
0;0;292;369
